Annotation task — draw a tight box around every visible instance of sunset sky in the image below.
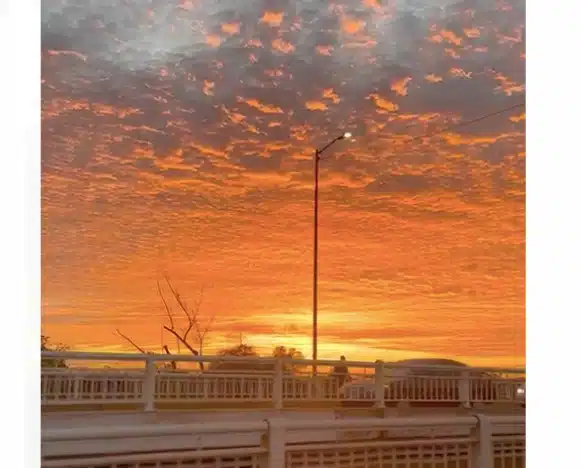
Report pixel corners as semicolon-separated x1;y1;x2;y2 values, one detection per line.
41;0;525;367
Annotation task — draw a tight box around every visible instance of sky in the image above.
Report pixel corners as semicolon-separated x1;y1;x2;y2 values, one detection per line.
41;0;525;368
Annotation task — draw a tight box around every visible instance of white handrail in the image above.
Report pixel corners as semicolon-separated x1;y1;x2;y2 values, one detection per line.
42;414;525;468
43;414;525;442
43;420;269;441
40;351;526;411
281;414;479;431
41;351;526;373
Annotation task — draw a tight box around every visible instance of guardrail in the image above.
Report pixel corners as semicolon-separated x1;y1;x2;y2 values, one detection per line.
42;413;525;468
41;352;526;411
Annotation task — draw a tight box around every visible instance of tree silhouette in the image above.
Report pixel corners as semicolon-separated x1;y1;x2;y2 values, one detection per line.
115;275;215;370
219;343;259;357
208;344;306;373
41;335;68;368
208;343;270;372
272;345;306;373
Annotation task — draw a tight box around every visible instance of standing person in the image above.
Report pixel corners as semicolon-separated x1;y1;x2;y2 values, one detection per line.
332;355;351;386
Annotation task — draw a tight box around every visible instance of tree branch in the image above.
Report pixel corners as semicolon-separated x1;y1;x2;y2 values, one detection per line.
115;329;147;354
163;326;199;356
164;275;190;322
201;314;216;339
163;326;203;370
164;276;203;344
162;344;176;370
157;279;174;330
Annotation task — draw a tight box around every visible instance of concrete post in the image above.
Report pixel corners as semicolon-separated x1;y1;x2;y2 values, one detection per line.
263;418;286;468
374;361;386;409
460;370;472;409
471;414;494;468
273;358;283;410
143;358;156;412
73;376;81;400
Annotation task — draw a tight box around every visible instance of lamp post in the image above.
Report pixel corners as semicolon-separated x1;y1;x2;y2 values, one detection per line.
312;132;352;376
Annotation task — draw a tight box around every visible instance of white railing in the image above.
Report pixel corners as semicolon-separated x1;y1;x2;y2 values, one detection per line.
41;352;526;411
42;414;525;468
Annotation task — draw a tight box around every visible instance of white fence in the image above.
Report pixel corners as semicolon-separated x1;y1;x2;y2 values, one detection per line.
41;352;526;410
42;414;525;468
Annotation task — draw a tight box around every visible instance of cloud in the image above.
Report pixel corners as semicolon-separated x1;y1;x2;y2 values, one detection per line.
305;100;328;111
260;11;284;27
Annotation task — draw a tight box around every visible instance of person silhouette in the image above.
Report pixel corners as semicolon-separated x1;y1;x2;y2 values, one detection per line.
332;355;351;386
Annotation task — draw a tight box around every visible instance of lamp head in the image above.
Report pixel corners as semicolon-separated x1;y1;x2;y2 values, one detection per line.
342;132;352;139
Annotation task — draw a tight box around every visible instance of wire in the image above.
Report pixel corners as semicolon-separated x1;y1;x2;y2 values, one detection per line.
403;101;525;145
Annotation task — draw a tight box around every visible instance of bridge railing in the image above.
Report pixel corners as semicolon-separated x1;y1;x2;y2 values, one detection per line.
41;351;525;410
42;413;525;468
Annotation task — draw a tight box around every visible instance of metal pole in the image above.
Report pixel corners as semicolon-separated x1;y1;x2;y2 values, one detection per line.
312;149;320;376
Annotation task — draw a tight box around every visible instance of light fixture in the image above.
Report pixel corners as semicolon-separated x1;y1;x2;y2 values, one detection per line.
342;132;352;139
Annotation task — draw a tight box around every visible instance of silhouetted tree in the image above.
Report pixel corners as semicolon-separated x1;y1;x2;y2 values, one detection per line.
41;335;68;368
209;343;271;372
272;345;306;373
219;343;259;358
209;344;307;373
115;275;215;370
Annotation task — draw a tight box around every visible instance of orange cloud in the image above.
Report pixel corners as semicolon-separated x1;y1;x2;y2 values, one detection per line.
205;35;222;47
237;97;284;114
341;17;365;34
440;29;463;46
391;112;440;122
260;11;283;27
265;69;284;78
509;113;526;123
440;131;523;146
190;143;227;159
391;77;412;96
315;45;333;56
305;101;328;111
246;39;263;48
221;106;246;124
322;88;340;104
497;28;523;44
362;0;381;8
221;22;241;35
369;93;399;112
202;80;215;96
425;74;443;83
463;28;481;38
450;68;472;79
46;49;88;62
272;38;295;54
343;38;377;49
493;73;525;96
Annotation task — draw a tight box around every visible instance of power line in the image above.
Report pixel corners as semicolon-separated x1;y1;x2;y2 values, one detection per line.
403;101;525;145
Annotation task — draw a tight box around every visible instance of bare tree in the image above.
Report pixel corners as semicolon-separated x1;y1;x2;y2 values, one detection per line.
158;275;216;370
115;275;215;371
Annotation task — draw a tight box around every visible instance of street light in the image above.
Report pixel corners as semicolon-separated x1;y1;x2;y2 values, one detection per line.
312;131;352;375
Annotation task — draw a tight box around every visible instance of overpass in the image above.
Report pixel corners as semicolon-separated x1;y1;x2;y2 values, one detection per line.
41;351;525;467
